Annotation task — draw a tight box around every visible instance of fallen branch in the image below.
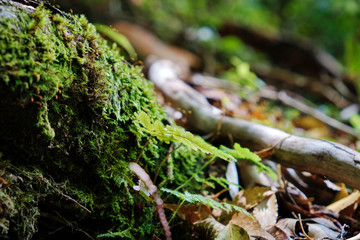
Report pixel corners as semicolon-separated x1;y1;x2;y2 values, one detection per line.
257;88;360;138
251;63;351;108
148;60;360;190
129;162;172;240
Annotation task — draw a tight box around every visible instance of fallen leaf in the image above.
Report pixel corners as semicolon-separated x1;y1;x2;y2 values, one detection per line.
267;225;292;240
307;222;341;239
226;160;239;199
276;217;343;239
233;186;272;210
230;211;275;240
215;223;250;240
276;218;297;237
252;194;278;230
327;190;360;213
163;203;211;223
194;216;226;239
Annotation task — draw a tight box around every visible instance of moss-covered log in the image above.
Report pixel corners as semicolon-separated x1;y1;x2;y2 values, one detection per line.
0;2;206;239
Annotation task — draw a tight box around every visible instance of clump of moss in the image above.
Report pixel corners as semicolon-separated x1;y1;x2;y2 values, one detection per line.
0;3;206;239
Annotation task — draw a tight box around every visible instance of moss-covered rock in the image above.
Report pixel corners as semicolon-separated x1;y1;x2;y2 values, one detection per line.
0;2;206;239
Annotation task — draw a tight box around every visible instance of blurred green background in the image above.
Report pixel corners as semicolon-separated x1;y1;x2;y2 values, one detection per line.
57;0;360;68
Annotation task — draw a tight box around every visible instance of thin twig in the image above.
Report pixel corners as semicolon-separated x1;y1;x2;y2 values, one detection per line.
55;189;92;213
298;214;313;240
260;88;360;138
129;162;172;240
168;199;185;224
136;135;153;163
254;135;291;156
154;143;174;183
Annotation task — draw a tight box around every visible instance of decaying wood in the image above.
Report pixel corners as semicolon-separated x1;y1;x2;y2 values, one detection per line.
148;60;360;190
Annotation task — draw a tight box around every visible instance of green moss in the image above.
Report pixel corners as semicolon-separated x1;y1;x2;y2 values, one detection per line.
0;3;207;239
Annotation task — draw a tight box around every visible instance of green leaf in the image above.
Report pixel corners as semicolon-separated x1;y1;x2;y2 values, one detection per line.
135;111;234;161
350;114;360;131
95;24;137;59
221;143;277;180
162;188;250;217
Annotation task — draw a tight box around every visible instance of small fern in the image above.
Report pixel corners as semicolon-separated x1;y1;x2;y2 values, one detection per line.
221;143;277;180
162;188;251;216
97;228;132;239
135;111;234;161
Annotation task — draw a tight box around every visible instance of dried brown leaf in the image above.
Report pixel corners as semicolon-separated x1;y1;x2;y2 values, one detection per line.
252;194;278;230
230;212;275;240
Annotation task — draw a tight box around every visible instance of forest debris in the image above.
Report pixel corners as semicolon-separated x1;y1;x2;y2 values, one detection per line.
129;162;172;240
327;191;360;213
233;186;273;210
258;88;360;138
194;216;227;239
230;211;275;240
252;194;278;230
347;232;360;240
163;204;211;223
225;160;239;199
276;217;343;239
191;73;240;91
215;223;250;240
251;63;351;108
238;163;275;188
147;59;360;190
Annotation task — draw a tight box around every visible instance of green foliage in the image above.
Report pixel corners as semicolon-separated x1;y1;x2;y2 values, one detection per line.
98;229;133;239
135;111;234;161
222;57;265;97
139;0;278;40
350;114;360;132
208;174;242;190
162;188;250;216
95;24;137;59
221;143;277;180
343;36;360;99
277;0;360;56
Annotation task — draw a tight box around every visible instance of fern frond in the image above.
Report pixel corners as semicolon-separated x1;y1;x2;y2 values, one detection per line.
221;143;277;180
135;111;234;161
161;188;250;217
208;175;242;189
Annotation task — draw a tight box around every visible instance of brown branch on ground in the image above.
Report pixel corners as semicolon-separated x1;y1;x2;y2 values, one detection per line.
129;162;172;240
255;88;360;138
148;59;360;190
251;64;351;108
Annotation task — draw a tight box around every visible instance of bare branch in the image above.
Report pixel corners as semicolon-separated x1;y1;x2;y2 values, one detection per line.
148;60;360;190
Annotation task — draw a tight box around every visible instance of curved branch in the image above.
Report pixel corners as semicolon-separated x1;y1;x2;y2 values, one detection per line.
148;60;360;190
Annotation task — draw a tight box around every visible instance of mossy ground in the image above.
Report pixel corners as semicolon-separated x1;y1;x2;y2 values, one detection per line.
0;3;206;239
